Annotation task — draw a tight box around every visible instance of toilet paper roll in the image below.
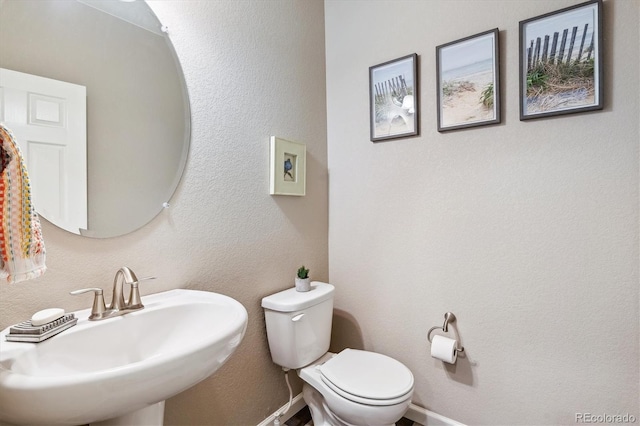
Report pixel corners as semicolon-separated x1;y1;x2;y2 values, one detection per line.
431;334;458;364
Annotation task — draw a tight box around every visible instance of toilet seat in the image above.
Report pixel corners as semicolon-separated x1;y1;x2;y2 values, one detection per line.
319;349;414;406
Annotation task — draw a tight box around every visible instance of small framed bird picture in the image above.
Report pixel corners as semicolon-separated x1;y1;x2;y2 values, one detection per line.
269;136;306;196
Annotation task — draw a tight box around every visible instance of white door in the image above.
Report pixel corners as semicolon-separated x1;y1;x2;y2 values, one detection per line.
0;68;87;234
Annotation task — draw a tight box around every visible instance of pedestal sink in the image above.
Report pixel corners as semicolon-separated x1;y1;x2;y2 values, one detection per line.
0;289;248;425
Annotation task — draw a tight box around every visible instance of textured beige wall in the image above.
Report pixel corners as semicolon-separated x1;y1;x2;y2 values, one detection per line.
0;1;326;425
325;0;638;425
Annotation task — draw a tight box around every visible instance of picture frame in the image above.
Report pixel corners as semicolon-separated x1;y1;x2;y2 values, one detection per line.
269;136;306;196
436;28;500;132
519;0;603;120
369;53;419;142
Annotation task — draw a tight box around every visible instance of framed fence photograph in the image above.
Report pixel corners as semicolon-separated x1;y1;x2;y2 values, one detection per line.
369;53;418;142
436;28;500;132
519;0;603;120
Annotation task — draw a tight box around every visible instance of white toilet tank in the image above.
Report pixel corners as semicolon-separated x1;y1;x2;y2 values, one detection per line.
261;282;334;369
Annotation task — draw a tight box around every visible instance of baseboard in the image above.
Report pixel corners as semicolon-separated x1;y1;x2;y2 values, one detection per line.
257;397;464;426
257;393;306;426
404;403;466;426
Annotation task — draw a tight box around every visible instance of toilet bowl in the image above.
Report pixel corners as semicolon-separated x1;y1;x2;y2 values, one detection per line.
261;282;414;426
299;350;414;426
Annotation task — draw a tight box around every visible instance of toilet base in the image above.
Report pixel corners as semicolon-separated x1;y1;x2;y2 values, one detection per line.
302;384;395;426
298;351;412;426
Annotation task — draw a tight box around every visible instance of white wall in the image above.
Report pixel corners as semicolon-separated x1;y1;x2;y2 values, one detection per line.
0;1;327;425
325;0;639;424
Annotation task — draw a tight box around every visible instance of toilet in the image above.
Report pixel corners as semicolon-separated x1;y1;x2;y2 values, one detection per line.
261;282;414;426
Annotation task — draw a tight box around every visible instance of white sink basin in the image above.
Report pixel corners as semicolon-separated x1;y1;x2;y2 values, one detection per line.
0;289;248;425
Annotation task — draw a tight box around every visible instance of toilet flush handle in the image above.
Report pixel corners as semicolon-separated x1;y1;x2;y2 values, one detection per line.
291;313;305;322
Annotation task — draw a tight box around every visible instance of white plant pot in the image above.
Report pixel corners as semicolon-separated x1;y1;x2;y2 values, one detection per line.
295;277;311;292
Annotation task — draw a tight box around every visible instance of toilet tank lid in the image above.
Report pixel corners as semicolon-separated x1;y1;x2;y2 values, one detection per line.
261;282;334;312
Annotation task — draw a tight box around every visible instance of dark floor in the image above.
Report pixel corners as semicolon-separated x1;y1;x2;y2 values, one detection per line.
284;406;312;426
285;406;421;426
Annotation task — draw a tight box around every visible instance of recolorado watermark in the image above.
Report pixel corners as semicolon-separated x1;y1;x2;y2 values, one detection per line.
576;413;637;423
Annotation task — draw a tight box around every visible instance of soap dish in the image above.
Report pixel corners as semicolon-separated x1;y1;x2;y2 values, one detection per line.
5;314;78;343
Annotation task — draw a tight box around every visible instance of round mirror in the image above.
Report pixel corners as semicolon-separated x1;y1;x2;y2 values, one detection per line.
0;0;190;238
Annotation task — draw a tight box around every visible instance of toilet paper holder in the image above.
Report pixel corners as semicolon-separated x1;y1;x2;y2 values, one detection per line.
427;312;464;353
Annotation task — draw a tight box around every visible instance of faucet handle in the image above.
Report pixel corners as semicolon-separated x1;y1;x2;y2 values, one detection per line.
70;288;106;320
127;277;156;310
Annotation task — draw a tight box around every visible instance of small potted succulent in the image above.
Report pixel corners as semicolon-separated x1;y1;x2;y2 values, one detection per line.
295;265;311;292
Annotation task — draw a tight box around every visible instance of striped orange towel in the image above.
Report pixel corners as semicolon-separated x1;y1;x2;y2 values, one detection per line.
0;123;46;283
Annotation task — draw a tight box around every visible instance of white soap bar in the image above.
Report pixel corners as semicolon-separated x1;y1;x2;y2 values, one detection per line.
31;308;65;326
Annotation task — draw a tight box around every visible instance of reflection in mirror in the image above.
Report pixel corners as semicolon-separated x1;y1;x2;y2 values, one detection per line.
0;0;190;238
1;67;88;235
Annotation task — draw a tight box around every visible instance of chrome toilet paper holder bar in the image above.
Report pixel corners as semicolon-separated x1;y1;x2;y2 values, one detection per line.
427;312;464;353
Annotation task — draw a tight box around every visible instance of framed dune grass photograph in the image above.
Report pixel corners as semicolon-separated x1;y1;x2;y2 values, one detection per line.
369;53;419;142
519;0;603;120
436;28;500;132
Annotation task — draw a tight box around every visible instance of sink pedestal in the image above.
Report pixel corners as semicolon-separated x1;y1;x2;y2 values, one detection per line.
91;402;165;426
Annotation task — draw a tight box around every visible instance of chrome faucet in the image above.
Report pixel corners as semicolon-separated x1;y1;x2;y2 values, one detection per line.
70;267;155;321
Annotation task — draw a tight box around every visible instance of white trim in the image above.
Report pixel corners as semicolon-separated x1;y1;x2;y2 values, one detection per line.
404;402;466;426
257;397;464;426
256;393;307;426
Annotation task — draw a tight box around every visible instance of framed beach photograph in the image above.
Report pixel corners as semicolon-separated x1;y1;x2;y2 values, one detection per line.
269;136;306;196
519;0;603;120
369;53;418;142
436;28;500;132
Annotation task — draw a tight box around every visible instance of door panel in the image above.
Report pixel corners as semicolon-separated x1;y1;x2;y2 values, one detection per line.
0;68;87;234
